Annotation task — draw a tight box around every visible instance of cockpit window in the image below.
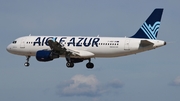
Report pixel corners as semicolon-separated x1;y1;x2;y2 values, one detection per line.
12;41;17;44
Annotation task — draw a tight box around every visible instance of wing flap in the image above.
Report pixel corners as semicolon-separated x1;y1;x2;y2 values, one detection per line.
67;49;95;58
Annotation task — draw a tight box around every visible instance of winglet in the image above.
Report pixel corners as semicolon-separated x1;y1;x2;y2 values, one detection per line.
131;8;163;39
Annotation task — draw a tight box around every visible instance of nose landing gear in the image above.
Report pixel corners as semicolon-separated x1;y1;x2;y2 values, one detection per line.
24;56;30;67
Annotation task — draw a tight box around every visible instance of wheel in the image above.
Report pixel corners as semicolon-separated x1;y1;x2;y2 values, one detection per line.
66;62;74;68
24;62;30;67
86;62;94;69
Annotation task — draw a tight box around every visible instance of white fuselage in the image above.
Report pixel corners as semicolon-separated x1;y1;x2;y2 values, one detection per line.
7;36;166;58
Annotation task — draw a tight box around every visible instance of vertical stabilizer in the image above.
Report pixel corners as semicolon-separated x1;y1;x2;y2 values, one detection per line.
131;8;163;39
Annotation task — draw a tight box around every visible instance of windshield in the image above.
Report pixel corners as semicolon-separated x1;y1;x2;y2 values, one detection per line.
12;41;17;44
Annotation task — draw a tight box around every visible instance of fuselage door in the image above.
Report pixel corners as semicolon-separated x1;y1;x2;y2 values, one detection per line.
20;38;26;48
124;39;130;50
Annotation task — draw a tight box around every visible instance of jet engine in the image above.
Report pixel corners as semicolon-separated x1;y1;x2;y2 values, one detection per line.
36;50;59;62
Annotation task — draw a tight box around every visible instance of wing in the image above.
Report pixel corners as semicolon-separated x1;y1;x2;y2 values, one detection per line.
48;40;67;55
67;49;94;58
48;40;94;58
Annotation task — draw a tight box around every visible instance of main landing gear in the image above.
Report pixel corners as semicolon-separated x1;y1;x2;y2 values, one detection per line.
86;63;94;69
86;58;94;69
66;53;74;68
24;56;30;67
66;62;74;68
66;58;94;69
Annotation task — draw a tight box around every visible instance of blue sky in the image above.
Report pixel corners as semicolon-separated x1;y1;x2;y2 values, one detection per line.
1;0;180;101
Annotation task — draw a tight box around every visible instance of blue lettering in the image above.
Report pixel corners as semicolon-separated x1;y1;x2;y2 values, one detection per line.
76;38;84;46
33;37;41;46
33;37;100;47
68;37;75;46
59;37;67;43
84;38;92;47
42;37;46;46
92;38;100;47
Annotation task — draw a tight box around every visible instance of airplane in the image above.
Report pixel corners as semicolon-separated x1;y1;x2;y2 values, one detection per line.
6;8;166;69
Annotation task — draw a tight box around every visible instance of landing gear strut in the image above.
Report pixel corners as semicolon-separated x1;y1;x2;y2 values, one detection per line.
86;58;94;69
24;56;30;67
65;53;74;68
65;55;94;68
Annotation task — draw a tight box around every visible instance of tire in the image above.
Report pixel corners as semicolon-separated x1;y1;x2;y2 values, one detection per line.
66;62;74;68
24;62;30;67
86;62;94;69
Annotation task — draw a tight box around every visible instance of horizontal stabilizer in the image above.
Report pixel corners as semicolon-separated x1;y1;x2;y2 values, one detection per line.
140;40;154;47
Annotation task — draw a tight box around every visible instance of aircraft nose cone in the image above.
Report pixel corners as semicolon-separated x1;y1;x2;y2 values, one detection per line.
6;44;11;52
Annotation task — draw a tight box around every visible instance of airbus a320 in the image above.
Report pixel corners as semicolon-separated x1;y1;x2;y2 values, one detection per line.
6;8;166;69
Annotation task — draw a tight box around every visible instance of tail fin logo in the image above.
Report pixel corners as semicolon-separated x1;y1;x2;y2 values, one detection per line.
141;21;160;39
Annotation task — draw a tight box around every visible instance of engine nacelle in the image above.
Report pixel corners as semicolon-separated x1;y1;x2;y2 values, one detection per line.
36;50;53;62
